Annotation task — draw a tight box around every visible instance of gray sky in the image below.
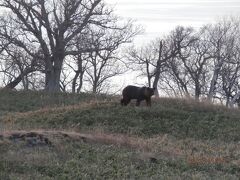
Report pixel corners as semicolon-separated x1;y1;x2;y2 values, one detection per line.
105;0;240;44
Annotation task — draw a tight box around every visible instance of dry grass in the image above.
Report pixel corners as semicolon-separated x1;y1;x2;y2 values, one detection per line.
3;100;109;121
1;100;114;131
1;91;240;178
1;129;239;167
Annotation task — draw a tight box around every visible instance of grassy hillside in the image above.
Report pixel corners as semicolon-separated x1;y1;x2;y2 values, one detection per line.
0;90;240;179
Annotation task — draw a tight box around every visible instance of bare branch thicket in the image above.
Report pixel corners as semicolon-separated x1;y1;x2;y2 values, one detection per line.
0;0;139;92
0;42;44;89
200;19;238;102
219;18;240;106
125;36;180;97
160;26;196;98
173;27;215;100
169;19;240;103
125;26;196;97
125;42;157;88
83;26;135;94
127;18;240;106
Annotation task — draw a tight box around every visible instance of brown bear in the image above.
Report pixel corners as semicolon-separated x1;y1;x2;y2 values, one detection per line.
120;85;155;106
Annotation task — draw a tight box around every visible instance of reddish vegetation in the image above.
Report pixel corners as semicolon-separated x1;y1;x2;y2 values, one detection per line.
1;129;238;167
187;156;228;166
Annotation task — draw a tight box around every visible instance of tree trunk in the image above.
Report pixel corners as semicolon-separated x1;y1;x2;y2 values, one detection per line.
207;65;223;102
229;92;240;108
153;68;160;97
195;81;201;101
4;68;34;89
146;61;152;88
72;56;84;93
45;70;61;92
22;75;29;90
226;98;230;107
45;56;63;92
72;71;80;93
207;70;219;102
152;41;163;98
72;71;84;93
92;85;97;94
207;46;223;102
77;73;84;93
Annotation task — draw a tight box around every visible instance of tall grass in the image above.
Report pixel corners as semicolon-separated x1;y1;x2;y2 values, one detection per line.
1;90;240;179
1;92;240;142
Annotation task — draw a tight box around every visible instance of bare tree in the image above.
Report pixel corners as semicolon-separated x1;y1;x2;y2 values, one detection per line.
85;51;124;93
221;61;240;106
164;19;240;103
0;44;43;89
152;27;192;97
220;19;240;106
159;27;196;98
200;19;239;102
84;29;126;93
125;43;157;88
69;54;89;93
175;28;214;100
126;33;181;97
0;0;138;92
165;56;191;97
60;65;72;92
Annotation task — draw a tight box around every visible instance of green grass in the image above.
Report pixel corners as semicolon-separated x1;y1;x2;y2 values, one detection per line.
0;137;239;180
3;97;240;142
1;89;240;179
0;89;110;114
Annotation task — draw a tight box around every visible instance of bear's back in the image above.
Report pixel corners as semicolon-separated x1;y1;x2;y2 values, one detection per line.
122;85;142;99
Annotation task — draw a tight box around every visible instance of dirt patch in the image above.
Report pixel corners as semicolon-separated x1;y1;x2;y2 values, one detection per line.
1;130;152;150
0;130;172;163
0;130;239;166
1;131;52;147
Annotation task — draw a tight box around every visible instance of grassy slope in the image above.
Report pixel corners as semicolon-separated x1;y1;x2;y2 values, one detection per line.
0;90;240;179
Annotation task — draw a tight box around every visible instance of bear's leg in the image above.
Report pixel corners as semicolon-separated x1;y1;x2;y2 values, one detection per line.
124;98;131;105
120;99;124;106
136;99;141;106
146;98;151;106
121;98;130;106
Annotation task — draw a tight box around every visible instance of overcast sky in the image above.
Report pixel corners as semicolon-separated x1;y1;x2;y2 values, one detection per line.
105;0;240;44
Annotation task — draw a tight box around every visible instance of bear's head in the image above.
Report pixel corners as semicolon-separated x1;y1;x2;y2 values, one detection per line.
144;87;156;97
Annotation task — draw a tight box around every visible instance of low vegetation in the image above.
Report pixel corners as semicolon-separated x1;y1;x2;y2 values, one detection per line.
0;90;240;179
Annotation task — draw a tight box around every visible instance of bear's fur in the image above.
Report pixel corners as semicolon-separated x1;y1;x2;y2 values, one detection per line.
120;85;155;106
